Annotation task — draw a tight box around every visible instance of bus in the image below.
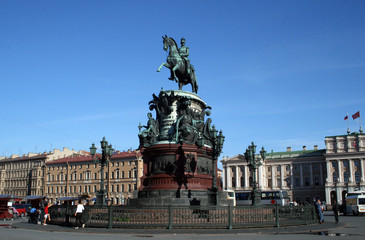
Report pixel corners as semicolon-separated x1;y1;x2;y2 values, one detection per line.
235;190;290;206
345;195;365;215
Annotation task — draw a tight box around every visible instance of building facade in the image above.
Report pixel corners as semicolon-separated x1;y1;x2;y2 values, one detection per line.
45;150;143;205
222;133;365;206
221;145;326;204
324;133;365;205
0;148;87;197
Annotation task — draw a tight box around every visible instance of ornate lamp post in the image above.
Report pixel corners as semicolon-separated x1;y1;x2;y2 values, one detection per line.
90;137;114;206
197;125;225;193
244;142;266;206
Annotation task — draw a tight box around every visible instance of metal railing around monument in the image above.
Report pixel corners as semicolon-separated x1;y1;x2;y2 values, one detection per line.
49;204;317;229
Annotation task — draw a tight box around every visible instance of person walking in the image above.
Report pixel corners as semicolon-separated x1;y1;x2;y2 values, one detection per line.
315;199;324;224
74;200;85;229
332;200;339;223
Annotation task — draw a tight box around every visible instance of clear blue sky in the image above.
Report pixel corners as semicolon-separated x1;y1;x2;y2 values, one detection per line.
1;1;365;168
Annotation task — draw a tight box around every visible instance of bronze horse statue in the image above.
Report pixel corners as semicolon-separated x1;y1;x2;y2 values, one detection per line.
157;35;198;94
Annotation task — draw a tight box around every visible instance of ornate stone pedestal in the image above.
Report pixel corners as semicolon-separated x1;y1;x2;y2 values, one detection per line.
132;90;231;207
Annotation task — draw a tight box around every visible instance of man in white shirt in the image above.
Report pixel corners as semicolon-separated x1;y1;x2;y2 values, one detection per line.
74;200;85;229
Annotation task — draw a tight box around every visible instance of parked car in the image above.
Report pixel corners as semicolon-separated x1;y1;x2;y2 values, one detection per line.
12;204;27;217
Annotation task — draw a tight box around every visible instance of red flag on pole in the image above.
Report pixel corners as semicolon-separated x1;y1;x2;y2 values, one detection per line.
352;111;360;120
344;115;348;120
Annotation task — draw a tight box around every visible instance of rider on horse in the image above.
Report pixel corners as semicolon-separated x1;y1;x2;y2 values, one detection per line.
178;38;192;76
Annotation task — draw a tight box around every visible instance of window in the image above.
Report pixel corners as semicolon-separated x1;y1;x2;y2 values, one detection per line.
79;173;83;180
277;166;281;172
295;178;300;186
314;176;320;186
333;172;338;183
304;177;310;186
240;177;244;187
344;172;349;183
122;185;124;192
332;162;336;168
277;178;281;187
94;172;97;180
267;179;272;188
343;161;349;169
232;177;236;188
355;171;361;183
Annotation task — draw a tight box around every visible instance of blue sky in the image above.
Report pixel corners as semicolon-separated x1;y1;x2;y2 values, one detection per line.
1;0;365;167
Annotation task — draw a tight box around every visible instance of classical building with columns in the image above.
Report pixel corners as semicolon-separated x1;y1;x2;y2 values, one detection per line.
221;132;365;205
325;132;365;204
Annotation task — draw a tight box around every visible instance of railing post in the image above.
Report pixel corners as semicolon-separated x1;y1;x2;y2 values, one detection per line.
228;205;233;230
275;203;279;228
168;205;173;230
108;206;113;229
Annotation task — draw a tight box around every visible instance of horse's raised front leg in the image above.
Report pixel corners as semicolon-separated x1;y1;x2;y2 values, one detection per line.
157;62;170;72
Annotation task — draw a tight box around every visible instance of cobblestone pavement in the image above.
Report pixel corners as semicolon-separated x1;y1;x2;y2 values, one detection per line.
1;211;365;239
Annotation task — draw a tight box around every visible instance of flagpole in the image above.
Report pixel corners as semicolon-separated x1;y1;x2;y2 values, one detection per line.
359;111;363;133
347;112;350;134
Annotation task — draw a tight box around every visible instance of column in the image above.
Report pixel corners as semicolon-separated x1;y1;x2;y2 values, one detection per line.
226;166;231;189
223;165;227;190
300;165;304;187
271;165;275;189
310;163;313;186
326;161;332;183
257;165;261;190
235;166;239;188
245;166;249;188
290;165;294;189
348;159;354;183
361;159;365;182
338;160;343;183
280;165;284;189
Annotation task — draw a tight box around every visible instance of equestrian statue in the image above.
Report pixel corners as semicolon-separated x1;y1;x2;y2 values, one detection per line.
157;35;198;94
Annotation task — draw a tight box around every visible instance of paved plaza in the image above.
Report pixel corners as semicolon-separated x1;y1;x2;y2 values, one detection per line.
1;211;365;240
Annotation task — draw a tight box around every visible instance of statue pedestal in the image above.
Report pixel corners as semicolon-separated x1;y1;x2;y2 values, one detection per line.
134;89;232;207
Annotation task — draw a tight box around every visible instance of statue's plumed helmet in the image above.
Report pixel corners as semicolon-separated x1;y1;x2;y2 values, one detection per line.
181;37;186;43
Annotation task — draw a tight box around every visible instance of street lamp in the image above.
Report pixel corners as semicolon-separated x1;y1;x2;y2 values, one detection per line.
90;137;114;206
198;125;225;192
244;142;266;206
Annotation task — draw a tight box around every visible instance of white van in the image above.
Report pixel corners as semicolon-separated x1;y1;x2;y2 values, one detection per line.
224;190;236;206
345;194;365;215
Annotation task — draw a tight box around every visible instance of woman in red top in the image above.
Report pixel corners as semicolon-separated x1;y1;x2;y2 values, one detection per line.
43;203;51;225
